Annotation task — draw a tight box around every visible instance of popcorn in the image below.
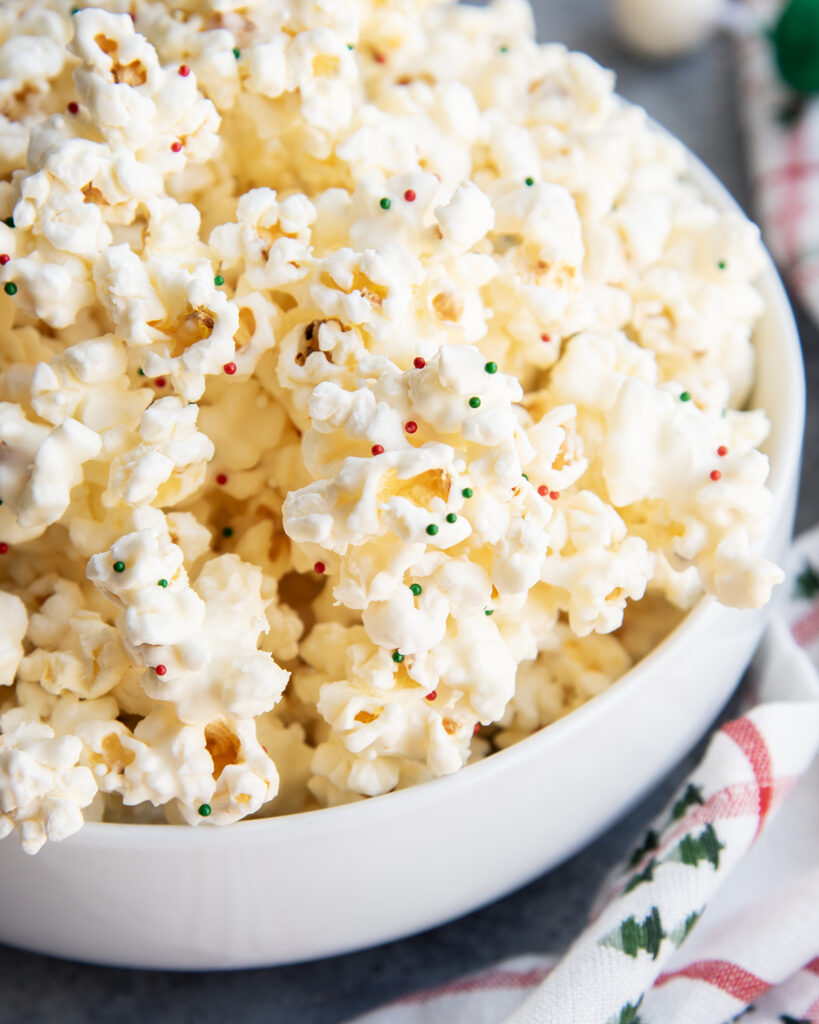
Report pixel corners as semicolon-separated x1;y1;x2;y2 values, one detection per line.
0;0;783;852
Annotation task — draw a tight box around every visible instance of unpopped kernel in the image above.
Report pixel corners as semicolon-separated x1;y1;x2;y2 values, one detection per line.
0;0;781;853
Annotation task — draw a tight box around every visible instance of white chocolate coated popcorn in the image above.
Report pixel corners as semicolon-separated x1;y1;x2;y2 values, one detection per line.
0;0;782;851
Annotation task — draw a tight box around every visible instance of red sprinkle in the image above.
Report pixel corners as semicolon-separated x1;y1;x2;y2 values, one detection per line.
216;473;228;485
178;64;190;77
314;561;326;574
549;491;560;500
223;361;237;375
405;421;418;434
374;52;386;63
413;357;426;369
710;470;722;482
473;723;480;735
67;101;79;115
171;140;183;153
425;691;437;701
537;485;548;496
403;189;417;202
155;664;167;676
155;377;166;388
0;255;9;266
0;543;8;555
371;444;384;455
541;333;551;343
717;446;728;457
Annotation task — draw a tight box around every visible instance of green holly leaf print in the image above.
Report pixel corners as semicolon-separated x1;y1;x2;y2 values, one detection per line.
671;783;705;821
668;908;703;947
673;823;724;870
605;997;644;1024
601;906;665;960
624;858;656;894
628;829;659;868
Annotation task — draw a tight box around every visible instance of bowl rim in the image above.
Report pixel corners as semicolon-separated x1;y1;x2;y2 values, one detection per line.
59;129;807;850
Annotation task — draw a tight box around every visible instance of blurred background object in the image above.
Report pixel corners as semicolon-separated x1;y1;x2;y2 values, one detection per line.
612;0;724;60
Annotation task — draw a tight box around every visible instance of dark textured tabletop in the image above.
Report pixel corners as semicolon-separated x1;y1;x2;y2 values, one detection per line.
2;3;817;1022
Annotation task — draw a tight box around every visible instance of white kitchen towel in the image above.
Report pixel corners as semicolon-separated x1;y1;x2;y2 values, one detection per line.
348;525;819;1024
738;0;819;323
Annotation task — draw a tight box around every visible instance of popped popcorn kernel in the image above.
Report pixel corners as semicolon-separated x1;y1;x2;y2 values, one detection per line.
0;0;781;851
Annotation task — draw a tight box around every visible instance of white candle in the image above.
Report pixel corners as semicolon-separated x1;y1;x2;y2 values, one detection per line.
612;0;724;60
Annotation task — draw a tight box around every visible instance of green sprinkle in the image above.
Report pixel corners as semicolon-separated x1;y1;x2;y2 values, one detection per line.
347;43;355;50
197;803;212;817
499;45;509;53
232;47;241;59
484;361;498;374
426;524;438;536
214;274;225;286
379;197;391;210
392;651;404;663
113;561;126;574
679;391;692;403
221;526;234;538
4;282;17;296
409;583;422;596
3;217;13;228
717;260;727;270
485;609;494;616
446;512;457;524
521;473;529;481
468;396;481;409
138;368;145;376
157;578;168;588
461;487;473;498
525;177;535;187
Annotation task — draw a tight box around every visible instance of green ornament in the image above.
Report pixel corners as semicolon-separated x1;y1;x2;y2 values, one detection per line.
679;391;691;403
198;803;212;817
468;396;481;409
157;578;168;588
221;526;234;538
409;583;422;596
232;47;241;59
771;0;819;93
461;487;473;498
426;523;438;536
392;651;404;663
446;513;457;523
379;197;391;210
113;561;126;573
484;361;498;374
4;282;17;296
214;274;225;286
795;562;819;598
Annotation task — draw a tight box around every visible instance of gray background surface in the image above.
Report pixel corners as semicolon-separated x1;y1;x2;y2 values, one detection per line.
1;2;817;1022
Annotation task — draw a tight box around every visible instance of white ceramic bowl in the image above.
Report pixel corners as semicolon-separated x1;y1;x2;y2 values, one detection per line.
0;140;805;971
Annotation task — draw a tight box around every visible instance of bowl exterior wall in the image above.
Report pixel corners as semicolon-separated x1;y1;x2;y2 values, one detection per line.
0;139;805;969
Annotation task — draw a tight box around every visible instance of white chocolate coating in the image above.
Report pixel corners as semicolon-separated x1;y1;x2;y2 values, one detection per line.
0;0;781;851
